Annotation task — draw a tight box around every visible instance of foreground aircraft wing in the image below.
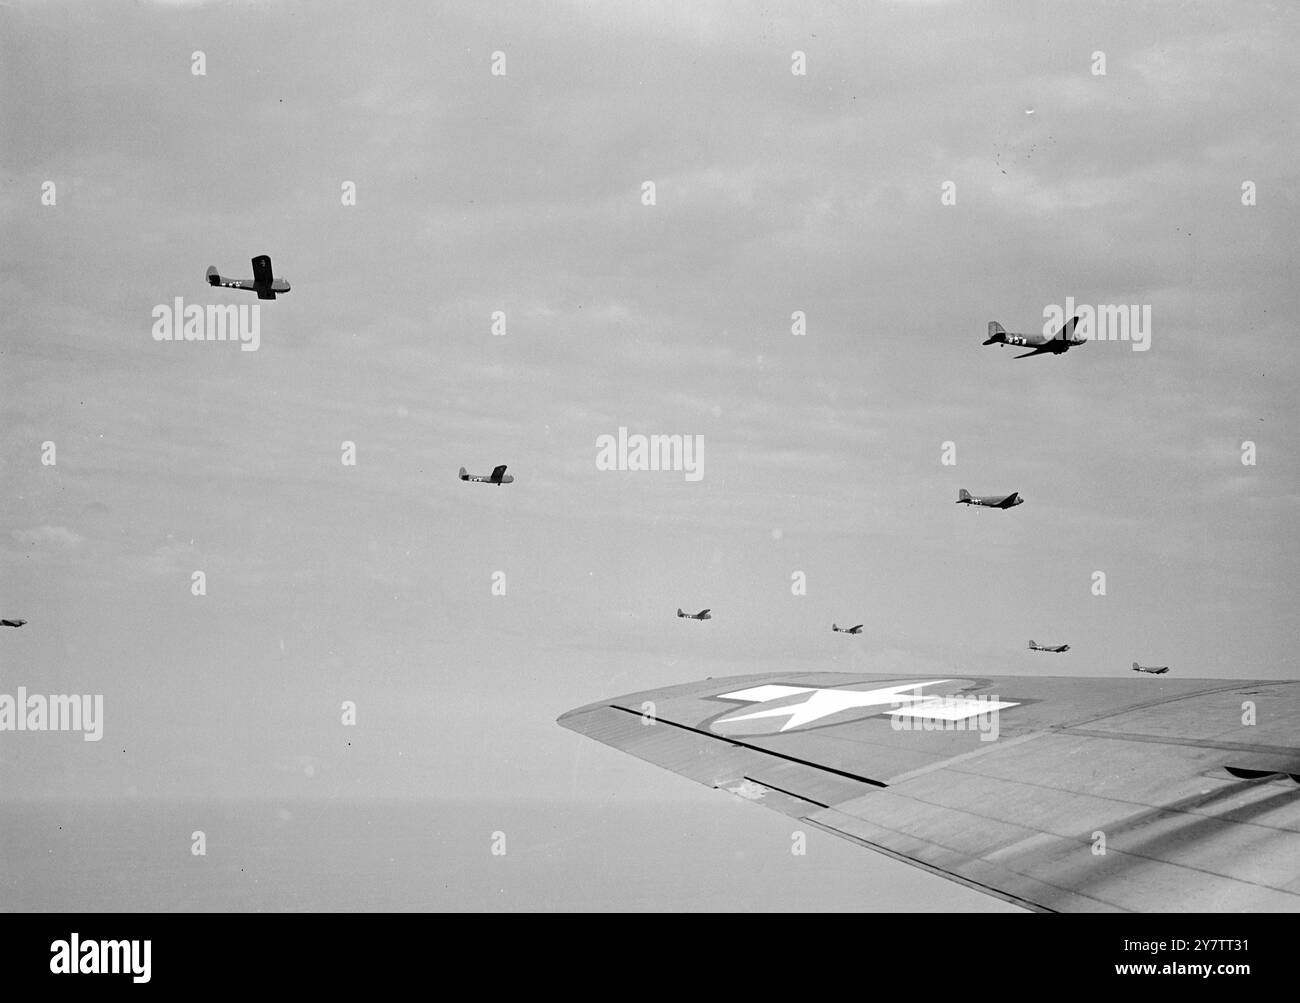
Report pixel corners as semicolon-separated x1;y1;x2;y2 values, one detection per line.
490;465;508;483
558;672;1300;911
1013;346;1054;359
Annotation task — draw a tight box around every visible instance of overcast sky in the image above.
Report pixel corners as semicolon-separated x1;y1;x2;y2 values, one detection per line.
2;1;1297;909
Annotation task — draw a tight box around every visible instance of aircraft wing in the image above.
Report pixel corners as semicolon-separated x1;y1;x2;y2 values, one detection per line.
1001;492;1021;507
490;465;508;483
558;671;1300;911
1013;346;1054;359
251;255;274;286
1053;315;1080;340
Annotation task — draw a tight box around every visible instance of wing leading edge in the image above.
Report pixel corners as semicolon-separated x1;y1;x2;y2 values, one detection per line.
559;671;1300;912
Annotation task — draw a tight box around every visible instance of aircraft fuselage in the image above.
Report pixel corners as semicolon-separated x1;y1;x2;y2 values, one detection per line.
986;332;1076;352
957;490;1023;509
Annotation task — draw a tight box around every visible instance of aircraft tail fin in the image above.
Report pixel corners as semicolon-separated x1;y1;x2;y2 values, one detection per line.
1132;662;1140;671
957;488;972;503
1029;640;1036;647
206;266;220;286
677;608;683;616
458;467;467;480
984;321;1006;345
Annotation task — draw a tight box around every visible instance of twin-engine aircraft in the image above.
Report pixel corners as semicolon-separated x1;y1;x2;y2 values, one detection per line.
984;316;1084;358
206;255;291;300
956;488;1024;509
459;465;513;485
833;623;864;634
677;608;711;620
1;618;27;628
1029;640;1069;652
1133;661;1170;675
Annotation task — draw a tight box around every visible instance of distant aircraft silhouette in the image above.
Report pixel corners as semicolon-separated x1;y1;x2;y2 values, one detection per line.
459;465;513;485
833;623;864;634
1028;640;1069;652
207;255;290;300
677;608;711;620
957;489;1024;509
983;316;1084;359
1;618;27;628
1132;661;1169;675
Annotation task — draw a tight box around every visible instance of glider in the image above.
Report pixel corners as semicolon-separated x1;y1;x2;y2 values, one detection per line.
206;255;291;300
459;465;513;485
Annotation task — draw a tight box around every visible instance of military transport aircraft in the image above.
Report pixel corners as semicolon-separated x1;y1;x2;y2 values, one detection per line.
677;608;711;620
833;623;864;634
1133;662;1170;675
956;489;1024;509
1028;640;1069;653
559;671;1300;911
206;255;291;300
459;465;513;485
983;316;1083;358
0;618;27;628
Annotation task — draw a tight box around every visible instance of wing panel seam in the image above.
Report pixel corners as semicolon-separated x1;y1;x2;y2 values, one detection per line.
607;704;889;789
